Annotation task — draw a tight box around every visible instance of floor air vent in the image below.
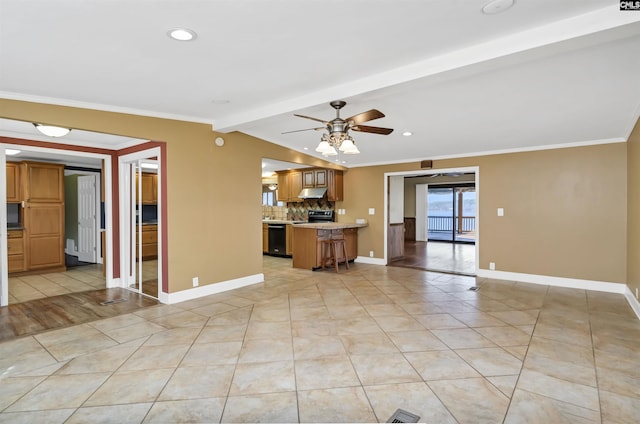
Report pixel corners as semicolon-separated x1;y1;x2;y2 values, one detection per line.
100;298;128;306
387;408;420;423
468;286;480;291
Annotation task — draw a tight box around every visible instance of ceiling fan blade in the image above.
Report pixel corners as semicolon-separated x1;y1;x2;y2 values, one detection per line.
351;125;394;135
294;114;328;124
346;109;385;125
281;127;325;134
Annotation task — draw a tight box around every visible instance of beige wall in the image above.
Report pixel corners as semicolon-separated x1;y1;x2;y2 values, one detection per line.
1;99;340;293
1;98;631;293
343;143;628;283
627;118;640;295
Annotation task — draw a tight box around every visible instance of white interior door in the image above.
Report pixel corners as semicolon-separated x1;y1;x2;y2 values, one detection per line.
77;175;98;263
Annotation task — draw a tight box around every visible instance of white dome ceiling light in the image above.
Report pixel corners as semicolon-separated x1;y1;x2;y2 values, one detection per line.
33;123;71;137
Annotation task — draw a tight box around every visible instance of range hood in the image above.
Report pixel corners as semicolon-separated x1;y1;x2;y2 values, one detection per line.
298;187;327;199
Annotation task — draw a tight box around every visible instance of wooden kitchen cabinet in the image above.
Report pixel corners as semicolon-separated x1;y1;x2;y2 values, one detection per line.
276;173;289;202
25;202;65;271
262;223;268;253
289;171;303;201
276;168;342;202
327;169;343;201
292;226;359;269
6;162;21;202
314;169;328;187
21;162;64;202
344;228;357;260
136;172;157;204
303;170;315;188
286;224;294;256
7;229;25;273
136;225;158;260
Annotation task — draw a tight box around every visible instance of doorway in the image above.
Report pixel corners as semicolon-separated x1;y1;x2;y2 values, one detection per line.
385;168;478;276
119;148;162;300
0;144;112;307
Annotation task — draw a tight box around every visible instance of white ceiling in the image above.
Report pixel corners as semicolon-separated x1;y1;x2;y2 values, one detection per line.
1;1;639;168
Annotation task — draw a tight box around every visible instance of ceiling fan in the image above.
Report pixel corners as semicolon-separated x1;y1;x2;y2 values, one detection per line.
283;100;393;156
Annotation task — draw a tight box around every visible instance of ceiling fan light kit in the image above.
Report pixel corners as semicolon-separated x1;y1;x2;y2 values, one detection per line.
287;100;393;157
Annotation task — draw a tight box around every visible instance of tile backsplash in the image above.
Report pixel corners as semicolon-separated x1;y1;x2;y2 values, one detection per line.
262;199;334;221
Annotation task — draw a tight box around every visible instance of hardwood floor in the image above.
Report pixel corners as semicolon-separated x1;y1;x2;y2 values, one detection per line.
0;288;158;342
390;240;476;275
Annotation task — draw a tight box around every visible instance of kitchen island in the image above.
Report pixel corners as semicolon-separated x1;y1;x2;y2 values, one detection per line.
292;222;367;270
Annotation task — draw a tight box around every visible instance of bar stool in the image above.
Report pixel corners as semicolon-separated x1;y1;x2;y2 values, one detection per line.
321;234;349;272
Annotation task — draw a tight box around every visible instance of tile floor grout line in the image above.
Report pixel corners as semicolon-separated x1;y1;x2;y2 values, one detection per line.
217;302;254;424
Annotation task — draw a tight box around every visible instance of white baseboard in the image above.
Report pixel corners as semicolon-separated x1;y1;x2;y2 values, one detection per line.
158;273;264;304
355;256;386;266
476;269;626;294
478;269;640;320
625;286;640;320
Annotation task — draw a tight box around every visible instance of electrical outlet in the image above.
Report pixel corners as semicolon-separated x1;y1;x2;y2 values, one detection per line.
192;277;199;287
489;262;495;270
369;250;374;257
368;208;375;215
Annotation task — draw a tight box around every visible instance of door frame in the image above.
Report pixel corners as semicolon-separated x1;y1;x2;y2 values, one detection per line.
0;143;113;307
383;166;480;273
65;170;102;264
118;147;162;299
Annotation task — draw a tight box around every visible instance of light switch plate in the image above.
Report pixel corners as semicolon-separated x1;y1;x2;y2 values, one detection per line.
497;208;504;217
368;208;375;215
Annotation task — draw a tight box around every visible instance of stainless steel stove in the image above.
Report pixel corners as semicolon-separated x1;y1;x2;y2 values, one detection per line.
307;209;335;223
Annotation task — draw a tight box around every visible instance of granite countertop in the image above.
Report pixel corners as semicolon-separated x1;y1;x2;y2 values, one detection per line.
292;222;368;229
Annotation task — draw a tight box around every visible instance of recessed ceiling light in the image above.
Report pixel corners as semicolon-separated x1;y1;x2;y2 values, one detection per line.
304;147;309;150
482;0;514;15
168;28;197;41
402;131;413;137
5;149;21;156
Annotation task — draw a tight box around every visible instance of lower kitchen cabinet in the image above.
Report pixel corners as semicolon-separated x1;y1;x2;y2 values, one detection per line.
7;229;25;273
136;225;158;260
286;224;294;256
292;226;359;270
262;223;268;253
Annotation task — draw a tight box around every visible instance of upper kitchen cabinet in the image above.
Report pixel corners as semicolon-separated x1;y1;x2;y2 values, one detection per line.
21;162;64;202
327;169;343;201
136;172;158;204
6;162;21;202
277;171;303;202
141;173;157;204
303;169;327;188
277;167;343;202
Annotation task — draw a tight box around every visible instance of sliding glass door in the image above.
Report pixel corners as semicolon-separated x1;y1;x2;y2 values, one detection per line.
427;184;476;244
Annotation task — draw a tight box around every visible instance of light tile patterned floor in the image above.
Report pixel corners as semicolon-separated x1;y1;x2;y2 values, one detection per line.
1;256;639;423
